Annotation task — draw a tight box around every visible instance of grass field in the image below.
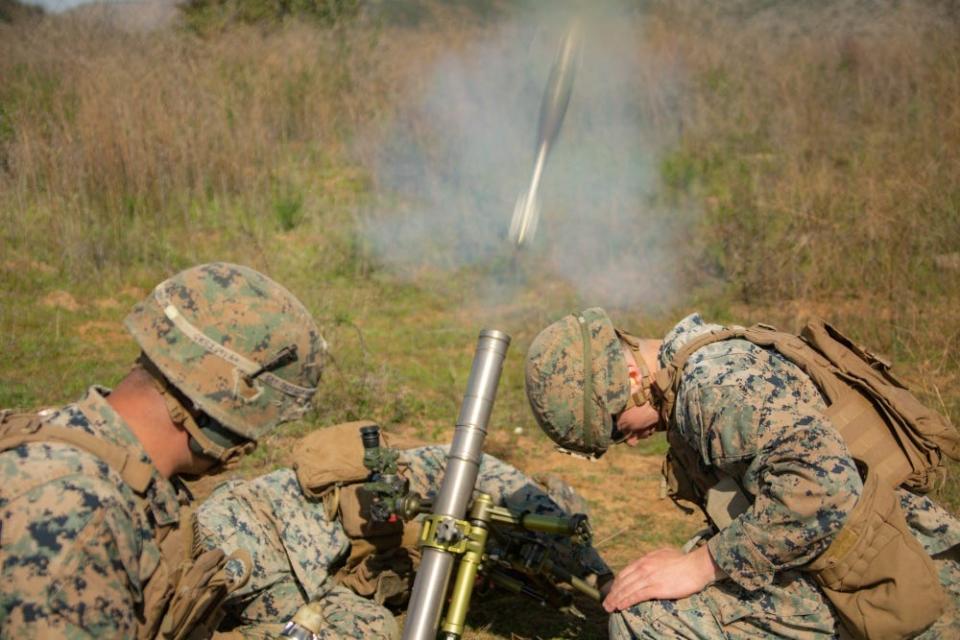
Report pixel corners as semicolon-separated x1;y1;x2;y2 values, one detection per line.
1;1;958;637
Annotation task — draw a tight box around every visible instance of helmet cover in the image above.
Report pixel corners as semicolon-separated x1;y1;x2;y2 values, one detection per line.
524;307;631;457
124;262;326;442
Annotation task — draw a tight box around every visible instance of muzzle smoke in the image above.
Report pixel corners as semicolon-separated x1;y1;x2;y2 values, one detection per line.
360;2;691;312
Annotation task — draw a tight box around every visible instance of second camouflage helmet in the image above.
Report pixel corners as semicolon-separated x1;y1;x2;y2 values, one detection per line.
124;262;326;443
524;308;631;458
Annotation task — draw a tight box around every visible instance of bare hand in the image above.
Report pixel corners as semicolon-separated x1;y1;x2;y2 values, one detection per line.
602;545;725;613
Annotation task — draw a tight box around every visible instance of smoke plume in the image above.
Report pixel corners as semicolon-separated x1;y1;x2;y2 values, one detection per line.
361;2;690;312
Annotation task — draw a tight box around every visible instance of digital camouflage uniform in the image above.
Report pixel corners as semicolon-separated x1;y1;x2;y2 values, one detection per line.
0;387;185;638
610;314;960;640
193;445;609;639
1;263;324;640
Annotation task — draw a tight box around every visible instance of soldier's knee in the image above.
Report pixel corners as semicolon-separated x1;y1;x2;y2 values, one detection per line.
537;473;590;514
609;611;635;640
608;601;705;640
338;600;398;639
349;608;398;640
380;612;400;640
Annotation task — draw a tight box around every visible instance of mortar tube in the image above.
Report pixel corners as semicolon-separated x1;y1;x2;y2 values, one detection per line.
401;329;511;640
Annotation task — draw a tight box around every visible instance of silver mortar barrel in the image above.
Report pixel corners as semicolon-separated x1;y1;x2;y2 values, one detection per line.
401;329;511;640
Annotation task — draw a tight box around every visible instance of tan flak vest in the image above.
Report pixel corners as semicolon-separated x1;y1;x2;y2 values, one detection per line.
652;318;958;640
0;411;251;640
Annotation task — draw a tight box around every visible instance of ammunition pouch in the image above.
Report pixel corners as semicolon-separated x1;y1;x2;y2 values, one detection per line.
295;420;380;498
661;427;719;518
294;420;425;502
334;540;417;606
807;470;945;639
332;484;421;607
160;548;253;640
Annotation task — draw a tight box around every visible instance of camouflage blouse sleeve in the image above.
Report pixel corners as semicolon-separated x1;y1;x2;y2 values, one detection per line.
1;474;141;638
677;347;863;592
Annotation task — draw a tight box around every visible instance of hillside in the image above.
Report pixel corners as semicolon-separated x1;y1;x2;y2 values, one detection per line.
1;2;958;637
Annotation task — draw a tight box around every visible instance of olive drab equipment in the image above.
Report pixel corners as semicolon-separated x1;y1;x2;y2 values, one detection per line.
0;410;253;640
653;318;958;640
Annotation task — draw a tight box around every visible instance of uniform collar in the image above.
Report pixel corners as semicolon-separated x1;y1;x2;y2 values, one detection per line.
73;386;184;527
657;313;723;369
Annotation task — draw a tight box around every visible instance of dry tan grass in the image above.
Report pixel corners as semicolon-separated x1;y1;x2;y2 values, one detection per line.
1;4;958;638
0;18;389;269
644;1;960;303
2;2;956;297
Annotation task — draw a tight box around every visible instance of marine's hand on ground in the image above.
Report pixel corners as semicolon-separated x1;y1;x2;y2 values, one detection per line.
602;545;724;613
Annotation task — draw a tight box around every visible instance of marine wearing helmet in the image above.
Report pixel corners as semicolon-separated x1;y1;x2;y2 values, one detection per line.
125;262;326;465
525;307;660;459
524;308;960;640
0;262;325;638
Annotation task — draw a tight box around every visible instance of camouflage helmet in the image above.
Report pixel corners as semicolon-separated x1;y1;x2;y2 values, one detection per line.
124;263;326;444
524;308;630;458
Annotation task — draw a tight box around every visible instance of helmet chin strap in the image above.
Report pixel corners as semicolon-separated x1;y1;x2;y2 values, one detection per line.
136;354;255;470
614;331;668;437
185;434;254;471
615;330;656;409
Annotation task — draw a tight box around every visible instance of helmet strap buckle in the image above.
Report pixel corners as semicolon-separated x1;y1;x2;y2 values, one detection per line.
616;329;656;409
138;354;253;466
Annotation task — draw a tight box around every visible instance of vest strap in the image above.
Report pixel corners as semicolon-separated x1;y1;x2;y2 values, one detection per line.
0;419;154;494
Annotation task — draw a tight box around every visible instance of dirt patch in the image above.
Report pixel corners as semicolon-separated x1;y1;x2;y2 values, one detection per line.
77;320;128;347
95;297;123;310
3;258;56;275
934;253;960;272
41;290;80;311
120;286;146;300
